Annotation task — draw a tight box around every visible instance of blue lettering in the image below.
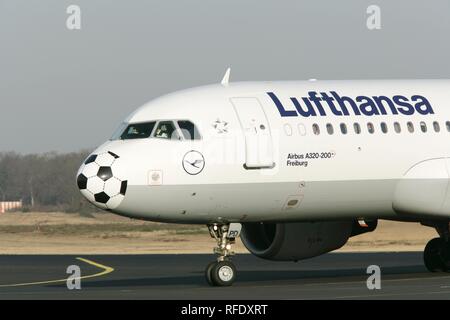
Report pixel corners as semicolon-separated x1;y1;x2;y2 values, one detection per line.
412;95;434;115
267;91;434;118
357;96;379;116
372;96;397;115
393;95;414;115
291;97;316;117
267;92;297;117
330;91;361;116
308;92;326;116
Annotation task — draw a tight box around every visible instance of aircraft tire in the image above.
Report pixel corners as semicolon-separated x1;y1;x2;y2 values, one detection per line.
210;260;236;287
424;237;447;272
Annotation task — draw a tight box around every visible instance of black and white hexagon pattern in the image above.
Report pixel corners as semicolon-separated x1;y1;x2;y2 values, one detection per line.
76;151;128;210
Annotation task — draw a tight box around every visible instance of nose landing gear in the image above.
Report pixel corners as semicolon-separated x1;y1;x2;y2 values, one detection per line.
423;222;450;272
205;223;241;287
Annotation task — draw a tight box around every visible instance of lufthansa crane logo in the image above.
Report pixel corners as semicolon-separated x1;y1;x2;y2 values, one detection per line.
182;150;205;175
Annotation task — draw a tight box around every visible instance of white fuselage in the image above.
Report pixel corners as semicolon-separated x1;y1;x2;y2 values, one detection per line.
77;80;450;224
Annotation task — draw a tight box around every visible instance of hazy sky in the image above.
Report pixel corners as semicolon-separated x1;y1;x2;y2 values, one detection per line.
1;0;450;153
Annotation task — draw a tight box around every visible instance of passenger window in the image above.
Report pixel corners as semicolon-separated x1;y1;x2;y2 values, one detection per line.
326;123;334;135
446;121;450;132
120;122;156;140
284;124;293;136
177;120;201;140
353;123;361;134
312;124;320;135
407;121;414;133
420;121;427;133
340;123;347;134
154;121;180;140
367;122;375;134
298;123;306;136
433;121;440;132
394;122;401;133
380;122;388;133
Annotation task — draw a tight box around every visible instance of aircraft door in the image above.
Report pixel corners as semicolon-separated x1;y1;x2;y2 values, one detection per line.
231;97;274;168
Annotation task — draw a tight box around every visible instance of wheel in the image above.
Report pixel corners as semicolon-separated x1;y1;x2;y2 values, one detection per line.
424;238;447;272
210;260;236;287
205;261;216;286
441;241;450;271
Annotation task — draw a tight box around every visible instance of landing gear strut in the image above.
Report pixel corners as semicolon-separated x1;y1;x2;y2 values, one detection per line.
205;223;241;286
423;222;450;272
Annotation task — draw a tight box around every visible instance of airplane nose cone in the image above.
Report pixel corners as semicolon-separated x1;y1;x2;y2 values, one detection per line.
76;151;128;210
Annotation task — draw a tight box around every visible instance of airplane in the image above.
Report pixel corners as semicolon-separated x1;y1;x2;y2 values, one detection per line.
76;69;450;286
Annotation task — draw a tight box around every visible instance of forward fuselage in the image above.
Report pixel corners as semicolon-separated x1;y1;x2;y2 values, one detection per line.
77;80;450;224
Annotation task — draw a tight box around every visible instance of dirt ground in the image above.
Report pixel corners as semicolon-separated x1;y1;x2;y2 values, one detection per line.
0;212;438;254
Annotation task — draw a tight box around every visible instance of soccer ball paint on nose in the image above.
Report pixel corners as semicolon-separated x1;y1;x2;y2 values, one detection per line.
76;151;128;210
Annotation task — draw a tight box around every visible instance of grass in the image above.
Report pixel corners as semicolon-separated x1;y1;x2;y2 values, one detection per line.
0;223;207;236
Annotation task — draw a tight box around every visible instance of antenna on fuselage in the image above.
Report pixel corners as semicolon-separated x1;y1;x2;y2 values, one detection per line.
221;67;231;86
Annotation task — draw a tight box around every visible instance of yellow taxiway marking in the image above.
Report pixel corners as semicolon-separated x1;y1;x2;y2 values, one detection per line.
0;257;114;288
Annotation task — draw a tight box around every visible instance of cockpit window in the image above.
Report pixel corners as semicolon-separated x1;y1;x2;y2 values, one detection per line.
120;122;156;140
178;120;201;140
110;122;128;140
111;119;200;141
154;121;180;140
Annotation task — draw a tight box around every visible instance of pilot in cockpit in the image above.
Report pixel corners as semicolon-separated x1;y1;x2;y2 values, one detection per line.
155;124;170;139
